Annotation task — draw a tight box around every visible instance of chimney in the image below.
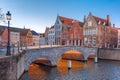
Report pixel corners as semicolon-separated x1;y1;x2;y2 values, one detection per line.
113;24;115;28
84;15;86;23
107;15;111;26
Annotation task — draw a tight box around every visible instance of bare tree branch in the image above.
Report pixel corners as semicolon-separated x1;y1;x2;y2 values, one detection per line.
0;8;5;23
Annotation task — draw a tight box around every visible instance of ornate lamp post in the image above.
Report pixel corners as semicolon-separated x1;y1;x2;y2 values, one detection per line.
6;11;11;55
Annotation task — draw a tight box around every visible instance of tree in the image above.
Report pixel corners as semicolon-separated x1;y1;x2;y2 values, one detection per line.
0;8;5;23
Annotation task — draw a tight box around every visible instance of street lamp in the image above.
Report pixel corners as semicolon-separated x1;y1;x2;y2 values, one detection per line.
18;41;19;53
6;11;11;55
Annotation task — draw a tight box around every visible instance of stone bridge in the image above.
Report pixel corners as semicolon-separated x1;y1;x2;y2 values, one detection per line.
1;46;120;80
25;46;98;70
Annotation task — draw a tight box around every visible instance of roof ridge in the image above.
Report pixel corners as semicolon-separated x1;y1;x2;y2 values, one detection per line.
93;16;107;21
58;16;74;20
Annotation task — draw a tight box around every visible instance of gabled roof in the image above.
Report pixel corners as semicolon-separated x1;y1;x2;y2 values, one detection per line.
93;16;107;25
50;26;54;29
78;21;84;27
0;25;7;30
31;30;39;36
20;29;30;36
0;25;22;32
58;16;74;25
45;27;49;33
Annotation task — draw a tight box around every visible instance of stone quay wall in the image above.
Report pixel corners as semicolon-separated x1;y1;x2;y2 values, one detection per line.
0;56;17;80
0;51;25;80
98;48;120;60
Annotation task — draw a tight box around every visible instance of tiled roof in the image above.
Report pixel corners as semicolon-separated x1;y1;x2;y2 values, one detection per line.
58;16;74;25
20;29;30;36
0;25;7;30
78;22;84;27
93;16;107;25
50;26;54;29
0;25;22;32
31;30;39;36
72;21;84;29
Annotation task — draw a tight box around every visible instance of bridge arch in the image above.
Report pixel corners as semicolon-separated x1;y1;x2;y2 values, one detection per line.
60;50;84;60
87;53;96;59
31;58;52;66
24;50;54;71
24;46;98;71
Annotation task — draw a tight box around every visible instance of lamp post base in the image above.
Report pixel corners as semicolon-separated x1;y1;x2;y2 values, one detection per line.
6;45;11;55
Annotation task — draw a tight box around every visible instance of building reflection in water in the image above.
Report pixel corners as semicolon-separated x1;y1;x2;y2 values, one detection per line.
20;50;120;80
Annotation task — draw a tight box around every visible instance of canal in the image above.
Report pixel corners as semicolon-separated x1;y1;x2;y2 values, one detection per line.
20;59;120;80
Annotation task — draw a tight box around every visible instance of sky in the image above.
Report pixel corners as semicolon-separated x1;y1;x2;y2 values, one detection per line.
0;0;120;33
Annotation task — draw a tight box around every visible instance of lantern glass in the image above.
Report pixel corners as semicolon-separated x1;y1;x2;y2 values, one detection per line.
6;11;11;20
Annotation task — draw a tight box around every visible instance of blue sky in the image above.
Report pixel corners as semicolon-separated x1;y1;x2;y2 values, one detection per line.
0;0;120;33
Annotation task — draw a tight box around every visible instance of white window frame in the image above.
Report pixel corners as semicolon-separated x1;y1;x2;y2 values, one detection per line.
88;21;92;26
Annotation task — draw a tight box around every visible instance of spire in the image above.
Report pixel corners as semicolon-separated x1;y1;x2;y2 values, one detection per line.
57;13;59;17
89;12;92;16
24;26;25;29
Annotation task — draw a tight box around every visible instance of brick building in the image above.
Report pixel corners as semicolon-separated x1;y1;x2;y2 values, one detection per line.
31;30;39;46
61;20;83;46
83;12;117;48
1;27;20;47
44;27;49;45
54;15;74;45
117;28;120;48
20;29;33;46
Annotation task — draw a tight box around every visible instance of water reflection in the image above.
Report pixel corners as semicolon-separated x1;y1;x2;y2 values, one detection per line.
20;59;120;80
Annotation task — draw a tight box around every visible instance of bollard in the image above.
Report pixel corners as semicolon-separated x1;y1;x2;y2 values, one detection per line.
94;57;98;63
68;60;72;69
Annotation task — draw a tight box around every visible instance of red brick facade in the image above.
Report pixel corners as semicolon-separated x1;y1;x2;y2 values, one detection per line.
83;12;118;48
61;19;83;46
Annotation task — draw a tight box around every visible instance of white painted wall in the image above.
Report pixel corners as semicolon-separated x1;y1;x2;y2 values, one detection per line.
40;37;45;45
33;35;39;46
10;31;20;44
48;27;55;45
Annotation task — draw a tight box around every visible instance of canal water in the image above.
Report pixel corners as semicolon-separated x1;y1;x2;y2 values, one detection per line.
20;59;120;80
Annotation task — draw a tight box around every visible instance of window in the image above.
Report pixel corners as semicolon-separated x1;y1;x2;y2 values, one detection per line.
88;21;92;26
57;20;59;24
98;21;101;24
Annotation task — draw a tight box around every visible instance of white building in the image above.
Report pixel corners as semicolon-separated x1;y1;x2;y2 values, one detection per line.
39;33;45;45
31;30;39;46
48;26;55;45
10;30;20;46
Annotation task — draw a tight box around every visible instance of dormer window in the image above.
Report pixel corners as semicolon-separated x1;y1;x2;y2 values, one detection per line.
103;22;106;25
98;20;101;24
88;21;92;26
